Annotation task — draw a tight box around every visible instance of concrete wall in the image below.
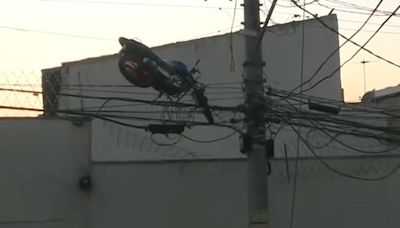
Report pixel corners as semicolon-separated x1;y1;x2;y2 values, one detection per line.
270;157;400;228
0;118;90;228
43;15;352;160
1;119;400;227
89;156;400;228
0;119;248;228
55;15;342;109
368;95;400;139
89;160;248;228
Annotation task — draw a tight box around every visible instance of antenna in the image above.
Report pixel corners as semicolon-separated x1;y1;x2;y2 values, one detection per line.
354;59;379;95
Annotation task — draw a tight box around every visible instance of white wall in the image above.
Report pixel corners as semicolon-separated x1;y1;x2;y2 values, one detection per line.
88;157;400;228
0;118;90;228
57;15;343;108
269;157;400;228
153;15;343;101
1;119;400;228
51;15;350;161
88;160;248;228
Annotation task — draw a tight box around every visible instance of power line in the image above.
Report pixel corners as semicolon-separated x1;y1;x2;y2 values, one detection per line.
293;0;384;93
303;3;400;94
257;0;278;46
287;0;400;96
272;96;397;143
304;123;400;154
319;0;400;16
289;1;307;226
4;82;400;152
0;86;242;112
289;123;400;181
276;0;382;100
276;0;399;16
181;130;238;143
0;25;115;42
338;27;400;36
38;0;240;9
338;18;400;30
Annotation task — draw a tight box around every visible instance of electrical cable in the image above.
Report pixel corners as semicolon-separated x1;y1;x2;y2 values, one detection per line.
284;144;291;182
290;3;306;226
257;0;278;47
38;0;241;10
269;87;400;120
181;130;237;143
0;105;150;129
318;0;399;16
62;84;137;88
289;123;400;181
338;18;400;30
0;103;245;144
95;98;113;116
61;87;158;96
286;0;384;97
267;0;317;8
289;0;400;72
151;134;182;146
0;25;114;42
229;0;238;72
74;103;149;111
305;119;400;154
303;3;400;94
269;91;400;143
54;91;242;112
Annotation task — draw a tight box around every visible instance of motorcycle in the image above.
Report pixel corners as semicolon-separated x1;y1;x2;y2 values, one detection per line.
118;37;214;124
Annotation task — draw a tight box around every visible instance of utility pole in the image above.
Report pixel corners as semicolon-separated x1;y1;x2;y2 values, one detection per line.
242;0;269;227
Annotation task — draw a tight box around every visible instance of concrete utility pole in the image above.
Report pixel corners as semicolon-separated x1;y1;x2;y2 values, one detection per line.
242;0;269;227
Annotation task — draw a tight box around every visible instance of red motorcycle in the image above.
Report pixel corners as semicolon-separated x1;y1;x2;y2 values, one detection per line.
118;37;214;124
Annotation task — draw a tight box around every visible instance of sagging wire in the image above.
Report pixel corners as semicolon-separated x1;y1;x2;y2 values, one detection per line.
304;122;400;154
229;0;238;72
181;130;238;143
289;123;400;181
151;134;182;146
303;3;400;94
290;3;307;226
285;0;384;98
268;90;400;145
289;0;400;73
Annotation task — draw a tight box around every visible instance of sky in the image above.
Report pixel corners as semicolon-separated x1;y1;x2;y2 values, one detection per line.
0;0;399;103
